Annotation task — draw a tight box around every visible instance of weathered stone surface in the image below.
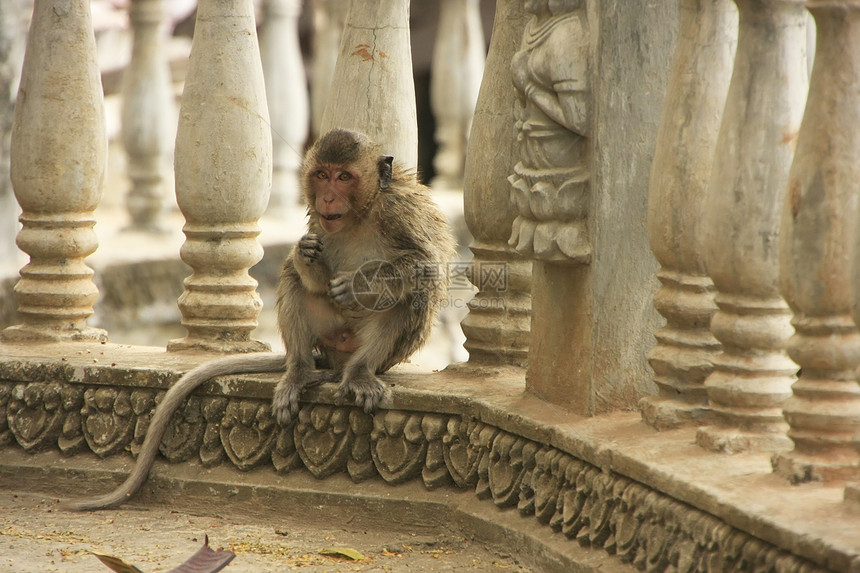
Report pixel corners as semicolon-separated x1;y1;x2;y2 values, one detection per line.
776;0;860;483
642;0;737;430
319;0;417;168
460;0;532;368
2;0;107;343
168;0;271;353
0;343;853;572
697;0;806;453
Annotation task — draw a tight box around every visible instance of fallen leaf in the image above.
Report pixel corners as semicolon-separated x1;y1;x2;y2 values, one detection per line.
90;553;145;573
320;546;366;561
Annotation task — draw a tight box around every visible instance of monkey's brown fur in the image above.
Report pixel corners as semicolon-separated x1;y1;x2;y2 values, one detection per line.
273;128;457;425
62;129;456;511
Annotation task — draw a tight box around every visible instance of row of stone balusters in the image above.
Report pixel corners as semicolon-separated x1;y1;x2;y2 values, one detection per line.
641;0;860;499
1;0;486;348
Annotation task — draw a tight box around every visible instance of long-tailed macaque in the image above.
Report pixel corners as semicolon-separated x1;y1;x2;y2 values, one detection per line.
63;129;456;511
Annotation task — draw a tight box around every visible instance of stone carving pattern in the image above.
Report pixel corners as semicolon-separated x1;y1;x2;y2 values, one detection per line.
129;389;156;457
81;387;135;457
371;410;427;485
219;399;276;470
160;394;204;463
7;382;63;451
0;381;831;572
508;0;590;264
58;386;85;454
200;397;228;467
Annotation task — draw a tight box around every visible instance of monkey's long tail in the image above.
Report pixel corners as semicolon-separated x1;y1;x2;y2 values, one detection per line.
60;352;286;511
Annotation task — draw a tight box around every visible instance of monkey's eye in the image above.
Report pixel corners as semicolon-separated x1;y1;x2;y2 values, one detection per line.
314;170;328;180
337;172;352;182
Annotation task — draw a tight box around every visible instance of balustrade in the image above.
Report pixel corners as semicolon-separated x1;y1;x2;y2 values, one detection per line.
121;0;174;232
774;0;860;483
167;0;272;353
260;0;309;212
429;0;484;191
641;0;737;430
696;0;806;453
2;0;107;343
460;0;531;367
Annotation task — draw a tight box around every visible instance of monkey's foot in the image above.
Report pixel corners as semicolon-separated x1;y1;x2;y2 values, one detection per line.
273;370;339;426
335;376;387;413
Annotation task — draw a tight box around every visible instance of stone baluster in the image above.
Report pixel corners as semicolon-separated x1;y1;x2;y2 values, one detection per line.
167;0;272;353
460;0;531;367
429;0;485;191
260;0;308;212
310;0;348;139
0;0;26;273
320;0;417;169
121;0;174;232
696;0;807;453
775;0;860;483
640;0;737;430
1;0;107;343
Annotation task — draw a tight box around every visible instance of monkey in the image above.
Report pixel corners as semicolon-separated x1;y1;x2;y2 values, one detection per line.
61;129;456;511
271;128;457;426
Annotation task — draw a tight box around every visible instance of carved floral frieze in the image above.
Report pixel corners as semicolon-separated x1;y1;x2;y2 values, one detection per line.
0;379;828;573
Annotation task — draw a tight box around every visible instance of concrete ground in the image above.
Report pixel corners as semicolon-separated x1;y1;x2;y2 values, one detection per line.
1;489;528;573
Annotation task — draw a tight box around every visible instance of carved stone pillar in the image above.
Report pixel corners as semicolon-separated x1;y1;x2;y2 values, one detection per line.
511;0;674;414
775;0;860;483
2;0;107;343
696;0;806;453
429;0;485;191
167;0;272;353
320;0;417;168
260;0;308;211
460;0;531;367
0;0;26;272
121;0;174;232
310;0;348;139
640;0;737;430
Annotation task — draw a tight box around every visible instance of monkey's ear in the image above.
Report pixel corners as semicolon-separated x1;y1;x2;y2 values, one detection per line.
378;156;394;190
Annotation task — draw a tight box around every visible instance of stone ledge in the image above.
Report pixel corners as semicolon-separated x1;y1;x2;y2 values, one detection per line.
0;341;857;572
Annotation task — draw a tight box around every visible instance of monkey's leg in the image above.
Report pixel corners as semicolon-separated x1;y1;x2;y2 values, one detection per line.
334;315;408;412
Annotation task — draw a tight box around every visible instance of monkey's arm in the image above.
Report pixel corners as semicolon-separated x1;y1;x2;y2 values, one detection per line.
61;352;285;511
292;233;331;294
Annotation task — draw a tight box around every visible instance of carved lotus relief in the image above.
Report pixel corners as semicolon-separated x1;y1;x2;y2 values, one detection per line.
201;397;228;467
371;410;427;485
8;382;63;451
420;414;450;489
82;387;134;457
294;404;352;478
58;385;85;454
220;399;276;470
443;417;495;489
160;395;204;463
487;432;538;508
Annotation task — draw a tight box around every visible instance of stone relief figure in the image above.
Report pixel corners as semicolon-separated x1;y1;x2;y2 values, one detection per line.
508;0;590;264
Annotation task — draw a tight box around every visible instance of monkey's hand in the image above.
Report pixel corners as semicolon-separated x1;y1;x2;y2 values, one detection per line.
329;273;373;318
298;233;323;263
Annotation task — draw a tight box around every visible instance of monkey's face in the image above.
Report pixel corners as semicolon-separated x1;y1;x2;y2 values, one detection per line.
311;165;361;233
